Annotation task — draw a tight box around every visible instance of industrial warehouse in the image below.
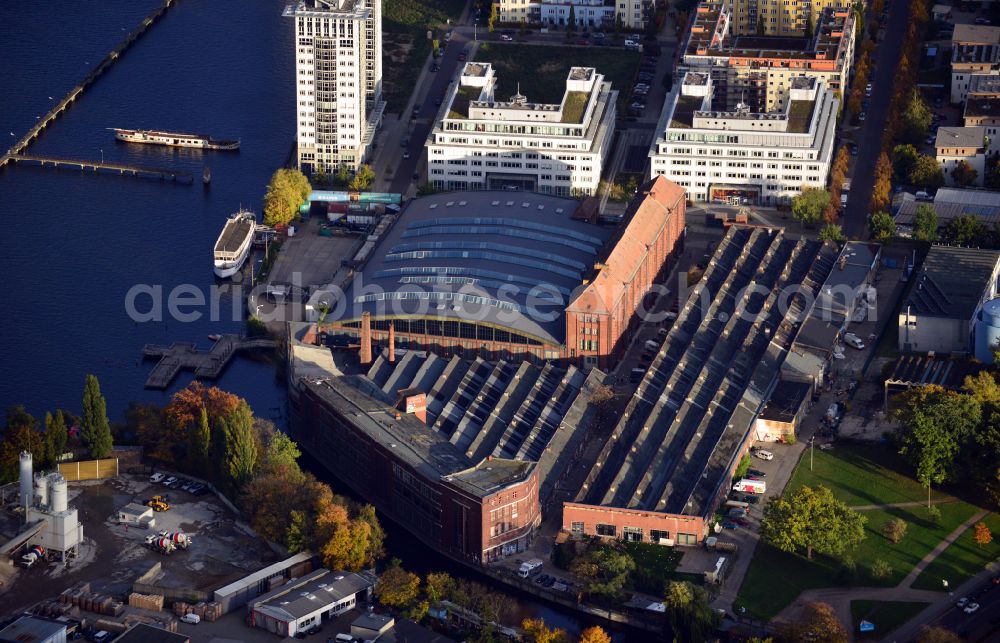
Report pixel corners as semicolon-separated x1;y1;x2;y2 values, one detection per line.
289;194;887;559
562;227;839;543
320;177;686;369
290;346;608;563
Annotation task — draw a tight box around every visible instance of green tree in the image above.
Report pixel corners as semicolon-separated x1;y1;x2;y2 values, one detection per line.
45;409;68;464
663;581;721;642
218;401;259;489
792;187;830;226
819;223;846;243
892;386;981;506
335;164;351;186
81;374;113;459
0;407;45;482
909;154;945;188
425;571;455;603
901;88;933;144
870;558;892;578
357;504;385;566
375;561;420;608
761;485;867;560
488;3;498;32
950;159;979;188
569;544;636;599
913;203;939;242
892;144;919;183
945;214;987;245
883;517;908;544
313;164;328;186
189;406;211;472
567;5;576;32
286;509;309;553
258;421;300;474
263;168;311;227
987;156;1000;189
348;164;375;192
870;211;896;242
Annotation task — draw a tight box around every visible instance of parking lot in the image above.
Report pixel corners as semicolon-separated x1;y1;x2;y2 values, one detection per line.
0;472;277;618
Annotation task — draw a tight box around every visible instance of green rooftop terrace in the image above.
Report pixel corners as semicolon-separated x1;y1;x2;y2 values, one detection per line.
561;91;589;124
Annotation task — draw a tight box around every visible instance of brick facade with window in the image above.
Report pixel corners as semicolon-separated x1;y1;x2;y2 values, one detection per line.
561;502;706;546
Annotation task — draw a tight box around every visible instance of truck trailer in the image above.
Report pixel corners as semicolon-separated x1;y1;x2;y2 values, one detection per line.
732;478;766;494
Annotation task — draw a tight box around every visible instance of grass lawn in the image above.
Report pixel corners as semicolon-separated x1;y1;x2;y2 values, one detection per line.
785;443;932;507
737;503;977;619
911;511;1000;591
850;600;930;640
473;43;640;112
382;0;466;110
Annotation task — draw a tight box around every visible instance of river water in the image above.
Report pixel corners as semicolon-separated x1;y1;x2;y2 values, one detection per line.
0;0;604;635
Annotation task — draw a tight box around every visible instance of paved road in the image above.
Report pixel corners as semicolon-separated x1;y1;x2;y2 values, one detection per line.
841;0;909;238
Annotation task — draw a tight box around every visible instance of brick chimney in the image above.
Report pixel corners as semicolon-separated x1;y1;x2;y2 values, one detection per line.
388;322;395;363
360;311;372;365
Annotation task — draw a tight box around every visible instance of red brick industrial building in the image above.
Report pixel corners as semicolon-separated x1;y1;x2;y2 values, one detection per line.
322;177;686;369
565;176;686;368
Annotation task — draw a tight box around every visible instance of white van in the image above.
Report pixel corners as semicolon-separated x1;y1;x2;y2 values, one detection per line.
518;559;544;578
843;332;865;350
335;634;355;643
915;190;931;201
181;613;201;624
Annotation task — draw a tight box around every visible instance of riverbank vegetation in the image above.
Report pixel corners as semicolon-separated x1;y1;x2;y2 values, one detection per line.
1;374;113;481
263;168;311;226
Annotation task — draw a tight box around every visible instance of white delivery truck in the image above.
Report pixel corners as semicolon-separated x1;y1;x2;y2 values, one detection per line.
732;478;766;494
518;559;544;578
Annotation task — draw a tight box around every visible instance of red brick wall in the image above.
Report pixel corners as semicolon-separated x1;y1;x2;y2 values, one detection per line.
561;502;706;546
440;466;541;564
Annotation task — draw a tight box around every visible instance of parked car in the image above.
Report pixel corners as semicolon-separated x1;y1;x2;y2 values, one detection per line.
843;332;865;350
742;495;760;504
149;472;165;483
721;521;739;529
500;34;513;41
747;469;766;478
163;476;178;486
975;17;992;25
858;111;866;121
534;574;550;585
445;30;453;41
754;450;774;461
592;32;606;40
732;517;750;527
403;151;411;160
457;52;466;61
181;614;201;624
964;602;980;614
956;597;970;608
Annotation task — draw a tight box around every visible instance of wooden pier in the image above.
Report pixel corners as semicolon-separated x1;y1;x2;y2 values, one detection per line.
142;334;277;389
0;0;178;170
10;155;193;183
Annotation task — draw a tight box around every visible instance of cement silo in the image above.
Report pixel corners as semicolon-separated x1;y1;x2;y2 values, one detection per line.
975;297;1000;363
19;452;33;511
35;473;49;507
49;475;68;513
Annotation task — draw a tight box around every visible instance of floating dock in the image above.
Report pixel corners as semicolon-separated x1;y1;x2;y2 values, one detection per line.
0;0;178;170
142;334;276;389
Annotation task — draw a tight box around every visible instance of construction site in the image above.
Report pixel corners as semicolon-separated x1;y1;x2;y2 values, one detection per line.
0;463;278;630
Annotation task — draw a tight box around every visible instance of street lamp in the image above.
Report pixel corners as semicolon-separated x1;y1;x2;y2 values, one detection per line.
100;148;104;165
810;436;815;471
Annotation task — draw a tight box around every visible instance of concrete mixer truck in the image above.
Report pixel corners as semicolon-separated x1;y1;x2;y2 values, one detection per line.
21;544;44;568
158;531;192;549
144;534;176;555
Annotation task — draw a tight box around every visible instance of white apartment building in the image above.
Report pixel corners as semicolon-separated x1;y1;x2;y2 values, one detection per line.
284;0;385;173
426;63;616;196
496;0;646;30
649;72;837;205
951;24;1000;105
935;126;987;187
